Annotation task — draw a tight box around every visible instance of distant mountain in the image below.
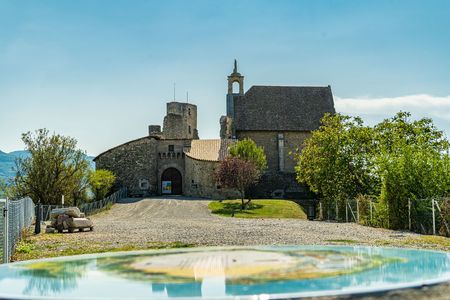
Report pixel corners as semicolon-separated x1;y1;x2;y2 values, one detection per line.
0;150;94;181
0;150;28;181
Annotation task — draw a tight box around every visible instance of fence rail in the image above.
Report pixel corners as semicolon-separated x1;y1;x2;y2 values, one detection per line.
0;197;35;263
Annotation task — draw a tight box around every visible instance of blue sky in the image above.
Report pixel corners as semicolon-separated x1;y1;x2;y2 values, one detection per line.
0;0;449;155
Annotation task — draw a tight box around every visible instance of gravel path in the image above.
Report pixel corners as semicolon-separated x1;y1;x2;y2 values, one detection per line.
79;197;449;299
86;197;420;247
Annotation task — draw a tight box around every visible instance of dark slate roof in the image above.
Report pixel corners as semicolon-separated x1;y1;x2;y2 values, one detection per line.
234;85;335;131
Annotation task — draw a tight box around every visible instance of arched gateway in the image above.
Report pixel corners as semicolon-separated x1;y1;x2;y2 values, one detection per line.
161;168;182;195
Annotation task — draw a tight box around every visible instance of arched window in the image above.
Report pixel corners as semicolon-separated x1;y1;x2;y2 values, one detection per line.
232;81;240;94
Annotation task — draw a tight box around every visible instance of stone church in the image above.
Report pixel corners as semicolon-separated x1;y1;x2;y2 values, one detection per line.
94;61;335;199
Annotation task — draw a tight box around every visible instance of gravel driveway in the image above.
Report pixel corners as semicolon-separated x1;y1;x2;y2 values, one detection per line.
86;197;421;247
64;197;450;299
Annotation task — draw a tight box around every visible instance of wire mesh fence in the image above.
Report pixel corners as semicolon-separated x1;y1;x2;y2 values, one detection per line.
318;196;450;236
1;197;35;263
79;188;127;216
39;188;127;221
0;189;127;264
409;198;450;236
0;200;5;263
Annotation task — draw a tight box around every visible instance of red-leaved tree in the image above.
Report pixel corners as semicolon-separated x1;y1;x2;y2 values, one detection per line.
214;157;261;209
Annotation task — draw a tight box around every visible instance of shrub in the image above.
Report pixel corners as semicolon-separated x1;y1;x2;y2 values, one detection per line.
89;169;116;201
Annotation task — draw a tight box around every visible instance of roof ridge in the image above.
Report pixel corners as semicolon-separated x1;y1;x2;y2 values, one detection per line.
250;85;331;88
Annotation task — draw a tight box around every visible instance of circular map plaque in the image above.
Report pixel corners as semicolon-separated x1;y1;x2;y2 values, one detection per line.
0;246;449;299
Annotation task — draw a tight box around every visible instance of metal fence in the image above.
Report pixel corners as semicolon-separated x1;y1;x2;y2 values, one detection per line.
318;196;450;236
0;197;35;263
40;188;127;221
79;188;127;216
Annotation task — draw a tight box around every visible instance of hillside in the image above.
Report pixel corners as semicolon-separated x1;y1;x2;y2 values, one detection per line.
0;150;94;181
0;150;27;180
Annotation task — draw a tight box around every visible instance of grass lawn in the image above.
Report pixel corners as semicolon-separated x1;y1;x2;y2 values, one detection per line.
208;199;307;219
374;235;450;252
12;228;195;262
323;236;449;252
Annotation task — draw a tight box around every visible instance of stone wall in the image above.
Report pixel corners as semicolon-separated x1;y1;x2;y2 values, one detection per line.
236;131;279;172
156;139;188;194
283;131;311;171
184;156;240;199
95;137;158;196
250;172;314;199
163;102;198;140
235;130;312;199
236;130;310;173
163;114;185;139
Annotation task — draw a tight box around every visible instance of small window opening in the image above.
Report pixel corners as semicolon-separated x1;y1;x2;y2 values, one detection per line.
188;126;191;134
168;145;174;152
232;81;240;93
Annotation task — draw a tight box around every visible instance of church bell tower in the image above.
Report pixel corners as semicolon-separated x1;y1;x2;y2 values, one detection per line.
226;59;244;119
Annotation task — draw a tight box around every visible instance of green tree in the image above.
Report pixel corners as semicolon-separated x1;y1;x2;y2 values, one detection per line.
13;129;90;205
374;112;450;229
0;178;7;198
89;169;116;201
229;138;267;172
295;111;450;229
294;113;376;218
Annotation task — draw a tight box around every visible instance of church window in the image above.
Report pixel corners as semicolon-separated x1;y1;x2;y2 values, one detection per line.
188;126;191;134
188;108;191;115
168;145;174;152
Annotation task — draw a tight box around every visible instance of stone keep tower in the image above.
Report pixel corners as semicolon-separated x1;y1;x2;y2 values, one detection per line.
162;102;199;139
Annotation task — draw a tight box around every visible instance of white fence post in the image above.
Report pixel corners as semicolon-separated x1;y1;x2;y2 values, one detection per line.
335;201;339;220
356;199;360;224
345;199;349;222
432;198;436;235
319;202;323;220
408;198;411;231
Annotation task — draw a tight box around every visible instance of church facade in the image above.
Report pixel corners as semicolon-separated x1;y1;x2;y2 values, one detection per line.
94;62;335;199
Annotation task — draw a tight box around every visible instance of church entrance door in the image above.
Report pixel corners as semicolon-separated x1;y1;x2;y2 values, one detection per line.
161;168;182;195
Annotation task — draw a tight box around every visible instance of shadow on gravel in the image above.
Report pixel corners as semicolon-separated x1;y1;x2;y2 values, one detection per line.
117;196;211;204
117;198;146;204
